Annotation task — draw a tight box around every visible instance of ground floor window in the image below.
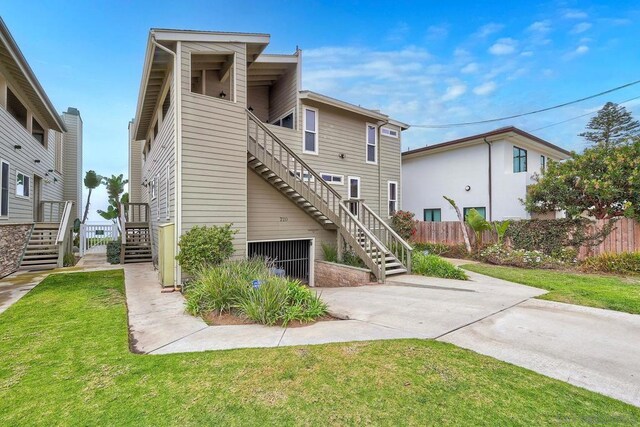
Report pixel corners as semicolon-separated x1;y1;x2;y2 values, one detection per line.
1;160;8;216
463;207;486;220
16;172;29;198
423;208;441;222
388;181;397;217
320;173;343;185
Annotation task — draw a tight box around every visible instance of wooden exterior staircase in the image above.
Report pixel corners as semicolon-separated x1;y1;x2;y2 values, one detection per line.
247;110;412;282
20;201;74;271
120;203;153;263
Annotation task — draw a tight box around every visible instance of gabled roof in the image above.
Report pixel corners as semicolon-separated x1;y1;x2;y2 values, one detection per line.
0;18;66;132
402;126;571;159
299;90;410;130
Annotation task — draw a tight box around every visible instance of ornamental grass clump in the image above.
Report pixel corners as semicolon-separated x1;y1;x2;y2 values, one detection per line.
580;252;640;275
412;252;468;280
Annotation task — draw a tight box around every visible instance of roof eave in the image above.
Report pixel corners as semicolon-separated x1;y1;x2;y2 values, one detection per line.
132;33;156;141
299;91;389;122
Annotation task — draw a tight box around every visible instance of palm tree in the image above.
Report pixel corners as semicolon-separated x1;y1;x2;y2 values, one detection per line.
82;170;102;224
97;174;128;229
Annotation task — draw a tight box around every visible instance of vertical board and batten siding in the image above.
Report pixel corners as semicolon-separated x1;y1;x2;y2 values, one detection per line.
269;68;297;123
180;41;248;257
61;111;82;219
140;70;176;259
267;103;402;221
0;106;63;222
247;169;335;258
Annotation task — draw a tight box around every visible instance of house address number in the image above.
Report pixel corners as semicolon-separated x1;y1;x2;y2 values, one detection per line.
280;217;288;222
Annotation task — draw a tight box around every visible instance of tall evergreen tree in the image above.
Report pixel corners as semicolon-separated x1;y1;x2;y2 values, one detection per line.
579;102;640;148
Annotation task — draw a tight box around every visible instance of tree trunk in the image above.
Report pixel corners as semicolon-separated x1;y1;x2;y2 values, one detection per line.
82;188;93;224
444;196;472;253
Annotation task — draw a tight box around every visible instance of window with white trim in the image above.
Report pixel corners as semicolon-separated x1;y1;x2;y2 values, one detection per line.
320;173;343;185
1;160;9;216
381;127;398;138
303;107;318;154
16;172;30;198
366;123;377;164
165;164;170;220
388;181;397;216
271;110;294;129
150;177;157;200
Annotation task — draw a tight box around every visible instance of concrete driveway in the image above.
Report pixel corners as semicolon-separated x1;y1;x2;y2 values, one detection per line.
320;271;640;407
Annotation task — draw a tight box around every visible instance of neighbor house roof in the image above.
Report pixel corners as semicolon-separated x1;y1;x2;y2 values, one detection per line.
299;90;410;130
402;126;571;159
0;18;66;132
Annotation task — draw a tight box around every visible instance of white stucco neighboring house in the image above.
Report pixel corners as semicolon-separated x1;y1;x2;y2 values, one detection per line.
401;126;572;222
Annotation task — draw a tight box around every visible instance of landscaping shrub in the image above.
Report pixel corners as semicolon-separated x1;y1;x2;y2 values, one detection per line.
63;252;76;267
175;224;236;275
580;252;640;275
184;258;327;326
106;240;121;264
342;249;366;268
321;243;338;263
412;252;468;280
391;210;417;241
412;242;470;259
478;244;574;269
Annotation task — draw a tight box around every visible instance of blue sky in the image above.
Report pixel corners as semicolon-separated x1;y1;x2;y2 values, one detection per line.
2;0;639;220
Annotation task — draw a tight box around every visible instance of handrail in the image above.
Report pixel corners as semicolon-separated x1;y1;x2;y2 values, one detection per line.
247;109;342;200
39;200;67;223
340;201;387;250
362;202;413;251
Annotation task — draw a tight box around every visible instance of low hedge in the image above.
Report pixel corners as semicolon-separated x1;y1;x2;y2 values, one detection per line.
412;252;468;280
106;240;121;264
580;252;640;275
412;242;471;259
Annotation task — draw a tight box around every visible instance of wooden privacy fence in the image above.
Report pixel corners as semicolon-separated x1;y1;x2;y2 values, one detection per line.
413;218;640;259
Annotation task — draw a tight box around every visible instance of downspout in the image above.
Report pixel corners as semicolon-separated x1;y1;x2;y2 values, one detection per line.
483;137;493;222
151;36;181;290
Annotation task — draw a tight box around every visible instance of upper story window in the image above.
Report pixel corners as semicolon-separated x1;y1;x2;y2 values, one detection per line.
6;88;27;128
153;120;158;140
366;124;377;164
423;208;441;222
150;177;157;200
381;127;398;138
303;107;318;154
388;181;397;216
162;89;171;120
513;146;527;173
16;172;29;198
271;111;294;129
190;53;234;102
540;155;546;172
32;117;46;146
1;160;9;216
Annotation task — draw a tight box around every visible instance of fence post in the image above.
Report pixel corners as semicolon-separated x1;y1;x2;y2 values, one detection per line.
79;223;85;257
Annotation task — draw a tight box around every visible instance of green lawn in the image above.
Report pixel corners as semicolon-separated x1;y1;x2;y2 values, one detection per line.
462;264;640;314
1;271;638;425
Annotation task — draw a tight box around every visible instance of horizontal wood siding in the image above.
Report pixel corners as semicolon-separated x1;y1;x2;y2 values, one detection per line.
247;85;269;122
269;68;297;123
0;107;63;223
61;112;82;219
180;41;248;258
247;169;336;259
140;70;176;262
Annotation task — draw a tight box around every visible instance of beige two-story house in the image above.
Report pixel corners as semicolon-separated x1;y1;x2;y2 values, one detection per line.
128;28;411;286
0;18;83;276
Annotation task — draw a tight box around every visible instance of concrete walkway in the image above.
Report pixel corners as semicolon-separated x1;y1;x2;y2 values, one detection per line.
0;246;118;314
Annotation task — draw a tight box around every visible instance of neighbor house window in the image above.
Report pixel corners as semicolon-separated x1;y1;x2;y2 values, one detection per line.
320;173;343;185
513;146;527;173
271;111;294;129
6;88;27;128
32;118;46;146
381;127;398;138
303;107;318;154
540;155;546;172
1;160;9;216
366;123;377;164
16;172;29;198
423;208;441;222
463;207;486;220
388;181;397;216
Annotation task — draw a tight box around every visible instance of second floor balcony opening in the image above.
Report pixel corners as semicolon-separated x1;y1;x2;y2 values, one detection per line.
190;53;235;102
247;55;297;130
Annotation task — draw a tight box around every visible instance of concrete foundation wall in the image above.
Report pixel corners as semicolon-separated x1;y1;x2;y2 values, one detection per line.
0;223;31;277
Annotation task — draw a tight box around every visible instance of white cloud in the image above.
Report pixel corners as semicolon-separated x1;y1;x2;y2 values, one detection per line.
527;20;552;33
473;81;497;96
563;10;588;19
571;22;592;34
426;24;449;40
563;45;590;60
461;62;479;74
489;38;518;55
474;23;504;38
442;82;467;101
520;51;534;57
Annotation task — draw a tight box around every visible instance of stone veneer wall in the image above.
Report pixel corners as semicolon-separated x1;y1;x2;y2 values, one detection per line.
314;261;373;287
0;224;32;278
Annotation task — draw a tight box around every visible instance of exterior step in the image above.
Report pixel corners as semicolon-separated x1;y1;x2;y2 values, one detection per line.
386;267;407;276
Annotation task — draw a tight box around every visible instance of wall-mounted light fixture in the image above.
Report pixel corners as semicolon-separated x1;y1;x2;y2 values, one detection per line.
34;159;41;164
219;91;226;99
48;169;54;173
53;177;58;183
339;153;345;159
465;185;471;192
248;106;254;112
14;145;21;150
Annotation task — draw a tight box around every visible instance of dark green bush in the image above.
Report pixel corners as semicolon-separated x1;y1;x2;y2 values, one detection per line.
580;252;640;275
412;242;470;259
106;240;121;264
175;224;236;275
412;252;468;280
